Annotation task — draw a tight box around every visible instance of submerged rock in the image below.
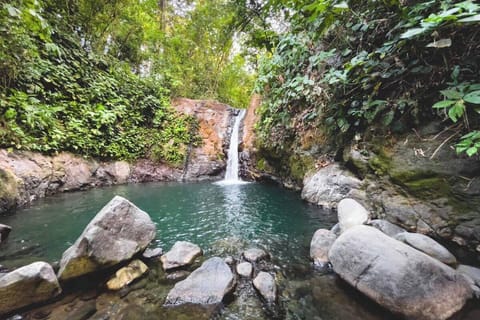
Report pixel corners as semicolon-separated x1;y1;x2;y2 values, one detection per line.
165;257;235;305
160;241;202;271
329;225;472;320
107;260;148;290
243;248;268;263
253;272;276;303
310;229;336;268
236;262;253;278
0;262;61;315
337;198;369;232
395;232;457;266
301;164;362;209
0;223;12;241
57;196;156;281
368;219;406;238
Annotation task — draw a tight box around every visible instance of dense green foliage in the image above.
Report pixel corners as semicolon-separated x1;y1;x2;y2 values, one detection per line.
254;0;480;156
0;0;254;163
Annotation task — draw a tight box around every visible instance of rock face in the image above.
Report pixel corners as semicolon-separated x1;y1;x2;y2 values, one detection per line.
107;260;148;290
161;241;202;271
243;248;268;262
236;262;253;278
395;232;457;266
57;196;156;281
253;272;276;303
172;98;233;181
368;219;406;238
329;225;472;320
0;223;12;241
301;164;363;209
0;262;61;315
165;257;235;305
310;229;337;267
337;198;369;232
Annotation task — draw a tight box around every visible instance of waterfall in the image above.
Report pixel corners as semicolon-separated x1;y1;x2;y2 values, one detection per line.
216;109;248;185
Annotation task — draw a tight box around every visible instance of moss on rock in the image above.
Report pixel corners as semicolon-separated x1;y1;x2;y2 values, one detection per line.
0;168;18;212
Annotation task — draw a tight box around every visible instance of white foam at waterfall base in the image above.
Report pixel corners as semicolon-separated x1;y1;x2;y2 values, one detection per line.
215;109;250;186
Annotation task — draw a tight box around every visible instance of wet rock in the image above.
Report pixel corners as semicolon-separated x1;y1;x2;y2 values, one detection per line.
107;260;148;290
65;300;96;320
329;225;472;320
337;198;369;232
301;164;362;209
0;223;12;241
160;241;202;271
395;232;457;266
165;257;235;305
368;219;406;238
142;248;163;259
0;262;61;315
253;272;276;303
457;265;480;287
310;229;336;268
243;248;268;262
57;196;156;281
236;262;253;278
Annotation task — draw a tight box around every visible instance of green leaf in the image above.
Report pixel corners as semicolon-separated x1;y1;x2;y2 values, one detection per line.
459;14;480;23
432;100;455;108
466;146;478;157
440;89;463;100
463;91;480;104
400;28;427;39
448;100;465;122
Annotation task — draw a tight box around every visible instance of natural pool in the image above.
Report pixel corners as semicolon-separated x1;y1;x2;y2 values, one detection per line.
0;182;478;319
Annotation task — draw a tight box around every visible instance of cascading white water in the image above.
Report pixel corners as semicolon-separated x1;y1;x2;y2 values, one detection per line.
217;109;248;185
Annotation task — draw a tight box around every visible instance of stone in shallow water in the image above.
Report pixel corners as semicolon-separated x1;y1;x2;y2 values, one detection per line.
57;196;156;281
107;260;148;290
337;198;369;232
368;219;406;238
243;248;268;263
310;229;337;268
0;262;61;315
160;241;202;271
142;248;163;259
395;232;457;265
329;225;471;320
253;272;276;303
236;262;253;278
0;223;12;242
165;257;235;305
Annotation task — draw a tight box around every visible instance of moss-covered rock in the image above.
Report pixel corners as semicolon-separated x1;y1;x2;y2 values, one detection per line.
0;168;18;213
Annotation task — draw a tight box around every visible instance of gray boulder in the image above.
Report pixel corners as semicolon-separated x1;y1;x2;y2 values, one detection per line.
395;232;457;266
369;219;406;237
301;164;362;209
236;262;253;278
0;262;61;315
337;198;369;232
243;248;268;262
329;225;472;320
58;196;156;281
165;257;235;305
161;241;202;271
330;223;341;236
253;272;276;303
310;229;337;267
142;247;163;259
457;265;480;287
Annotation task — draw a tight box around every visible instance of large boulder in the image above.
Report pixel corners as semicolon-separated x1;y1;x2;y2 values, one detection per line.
161;241;202;271
395;232;457;266
329;225;472;320
165;257;235;305
57;196;156;281
253;272;276;303
368;219;406;238
337;198;369;232
301;164;363;209
0;262;61;315
310;229;337;267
